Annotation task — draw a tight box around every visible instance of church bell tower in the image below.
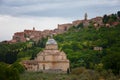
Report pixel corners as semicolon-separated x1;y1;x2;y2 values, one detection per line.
84;13;88;20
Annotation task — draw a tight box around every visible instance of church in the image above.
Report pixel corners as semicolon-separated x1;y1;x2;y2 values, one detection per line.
22;36;70;73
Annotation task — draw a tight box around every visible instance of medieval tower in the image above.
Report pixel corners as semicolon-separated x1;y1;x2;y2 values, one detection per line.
84;13;88;20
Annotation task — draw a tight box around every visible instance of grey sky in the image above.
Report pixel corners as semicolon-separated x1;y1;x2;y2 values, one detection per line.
0;0;120;41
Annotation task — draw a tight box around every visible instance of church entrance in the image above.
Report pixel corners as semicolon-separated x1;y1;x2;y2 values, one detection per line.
43;64;45;70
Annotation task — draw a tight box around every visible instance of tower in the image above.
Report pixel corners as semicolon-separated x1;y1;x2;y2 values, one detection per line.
33;27;35;31
84;13;88;20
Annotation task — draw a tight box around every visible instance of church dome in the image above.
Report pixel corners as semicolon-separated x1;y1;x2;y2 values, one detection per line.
46;38;57;45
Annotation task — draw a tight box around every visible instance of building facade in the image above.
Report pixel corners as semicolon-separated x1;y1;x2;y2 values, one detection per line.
23;37;70;73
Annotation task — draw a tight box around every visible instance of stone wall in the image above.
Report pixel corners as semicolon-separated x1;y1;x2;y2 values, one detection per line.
57;23;73;34
91;17;103;25
13;32;26;42
72;20;83;26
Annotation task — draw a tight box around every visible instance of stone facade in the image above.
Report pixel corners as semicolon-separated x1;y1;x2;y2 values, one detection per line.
94;47;103;51
83;20;90;27
13;32;26;42
12;27;53;42
22;37;70;73
91;17;103;26
72;20;83;26
57;23;73;34
24;29;42;42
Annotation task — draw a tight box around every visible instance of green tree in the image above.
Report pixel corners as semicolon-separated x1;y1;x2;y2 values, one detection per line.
103;14;109;24
0;62;19;80
102;53;120;74
11;62;25;73
117;11;120;18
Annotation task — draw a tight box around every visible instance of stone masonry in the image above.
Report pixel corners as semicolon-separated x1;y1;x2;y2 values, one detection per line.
22;37;70;73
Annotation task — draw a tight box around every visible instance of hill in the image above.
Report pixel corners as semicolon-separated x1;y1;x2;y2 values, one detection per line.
54;23;120;74
0;11;120;80
20;23;120;80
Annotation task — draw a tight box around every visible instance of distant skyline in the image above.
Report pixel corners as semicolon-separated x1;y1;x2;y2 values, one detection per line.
0;0;120;41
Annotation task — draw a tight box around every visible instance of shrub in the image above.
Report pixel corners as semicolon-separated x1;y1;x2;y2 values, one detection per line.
0;62;20;80
11;62;25;73
71;67;86;75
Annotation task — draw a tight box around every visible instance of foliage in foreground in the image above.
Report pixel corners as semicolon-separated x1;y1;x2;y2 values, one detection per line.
20;67;120;80
0;62;20;80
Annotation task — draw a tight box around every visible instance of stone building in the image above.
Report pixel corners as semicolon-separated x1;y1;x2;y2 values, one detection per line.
91;17;103;25
23;37;70;73
12;27;53;43
13;32;26;42
94;46;103;51
24;29;42;42
72;20;83;26
57;23;73;34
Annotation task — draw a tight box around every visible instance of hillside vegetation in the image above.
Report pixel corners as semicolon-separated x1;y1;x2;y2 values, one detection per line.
53;11;120;75
54;23;120;74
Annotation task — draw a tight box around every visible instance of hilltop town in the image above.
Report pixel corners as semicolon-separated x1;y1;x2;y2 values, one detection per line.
0;11;120;80
4;12;120;43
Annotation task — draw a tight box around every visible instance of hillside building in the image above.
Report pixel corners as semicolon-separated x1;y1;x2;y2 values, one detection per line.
23;36;70;73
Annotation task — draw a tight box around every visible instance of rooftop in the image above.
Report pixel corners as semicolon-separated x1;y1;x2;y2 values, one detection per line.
46;38;57;45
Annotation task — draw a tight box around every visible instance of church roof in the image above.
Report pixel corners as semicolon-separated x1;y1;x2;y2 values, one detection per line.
46;38;57;45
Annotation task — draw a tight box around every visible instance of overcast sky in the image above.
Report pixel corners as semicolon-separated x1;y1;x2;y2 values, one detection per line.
0;0;120;41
